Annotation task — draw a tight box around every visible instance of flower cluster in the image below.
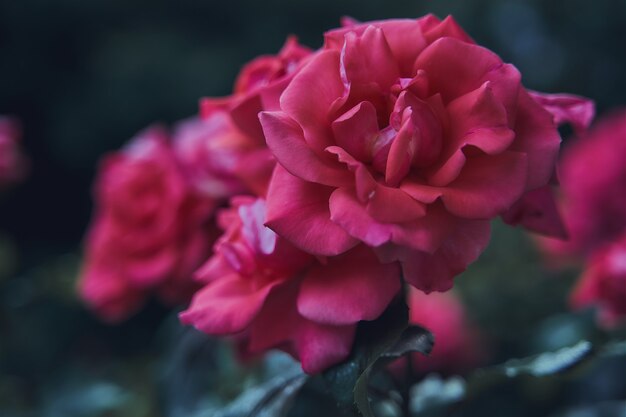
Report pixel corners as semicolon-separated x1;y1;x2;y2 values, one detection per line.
0;117;29;189
538;110;626;327
81;15;593;372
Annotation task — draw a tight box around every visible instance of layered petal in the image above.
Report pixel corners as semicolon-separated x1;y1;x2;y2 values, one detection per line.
298;245;401;325
265;166;358;256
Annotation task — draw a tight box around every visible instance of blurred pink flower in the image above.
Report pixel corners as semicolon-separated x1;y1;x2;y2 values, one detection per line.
175;37;312;199
79;126;216;322
571;235;626;328
538;110;626;264
0;117;29;188
389;288;484;376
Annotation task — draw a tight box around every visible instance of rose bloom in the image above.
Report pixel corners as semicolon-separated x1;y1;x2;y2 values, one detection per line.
79;127;216;322
260;15;592;293
538;110;626;264
174;37;311;199
390;288;483;375
0;116;29;188
180;197;400;373
571;235;626;328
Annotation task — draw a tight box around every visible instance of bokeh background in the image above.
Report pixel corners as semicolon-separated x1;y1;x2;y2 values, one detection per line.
1;1;625;416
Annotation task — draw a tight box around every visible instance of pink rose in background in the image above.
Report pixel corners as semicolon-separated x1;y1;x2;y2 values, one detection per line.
533;110;626;328
176;37;312;198
180;197;401;373
391;288;483;375
0;116;29;188
172;115;274;198
538;110;626;264
260;15;591;293
571;236;626;328
79;126;216;322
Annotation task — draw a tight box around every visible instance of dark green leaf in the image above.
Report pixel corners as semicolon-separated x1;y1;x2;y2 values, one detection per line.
410;375;466;416
380;325;434;361
501;340;593;377
323;297;411;416
212;372;308;417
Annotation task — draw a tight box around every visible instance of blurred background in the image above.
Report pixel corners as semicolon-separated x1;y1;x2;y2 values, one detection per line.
1;0;625;416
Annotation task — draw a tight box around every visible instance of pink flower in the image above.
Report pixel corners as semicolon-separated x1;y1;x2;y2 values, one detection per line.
180;197;401;373
260;15;590;292
392;288;483;375
79;126;216;322
176;37;312;199
0;117;29;188
539;110;626;263
172;115;274;198
571;235;626;328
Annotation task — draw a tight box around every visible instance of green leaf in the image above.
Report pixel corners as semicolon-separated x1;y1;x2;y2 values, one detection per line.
380;325;435;361
410;375;466;416
211;372;308;417
323;298;434;417
500;340;593;377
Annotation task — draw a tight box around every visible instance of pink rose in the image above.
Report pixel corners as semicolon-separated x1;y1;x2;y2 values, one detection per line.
260;15;589;292
0;117;29;188
180;197;401;373
538;110;626;263
391;288;483;375
172;115;274;198
177;37;312;198
571;235;626;328
79;126;216;322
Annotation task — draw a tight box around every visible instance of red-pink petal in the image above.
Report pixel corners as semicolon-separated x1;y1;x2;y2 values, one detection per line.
298;245;401;325
340;26;399;92
529;91;595;135
247;281;356;374
280;50;343;152
501;185;567;238
330;188;462;253
414;38;505;104
440;151;529;219
331;101;379;162
260;111;352;187
509;89;561;190
265;165;358;256
385;220;491;292
179;274;280;335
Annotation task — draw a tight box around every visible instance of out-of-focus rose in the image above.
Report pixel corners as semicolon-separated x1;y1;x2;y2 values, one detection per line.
175;37;312;199
571;235;626;328
172;115;274;198
180;197;401;373
260;15;592;292
405;288;484;374
0;117;29;188
79;127;216;322
538;110;626;264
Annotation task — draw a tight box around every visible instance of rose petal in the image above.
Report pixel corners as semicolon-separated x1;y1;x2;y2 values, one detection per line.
298;245;401;325
179;274;281;335
439;151;529;219
260;111;352;187
414;38;505;103
331;101;379;162
280;50;344;152
330;188;463;253
248;281;355;374
265;165;358;256
529;91;595;135
510;89;561;190
501;185;567;238
382;219;491;292
340;26;399;92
